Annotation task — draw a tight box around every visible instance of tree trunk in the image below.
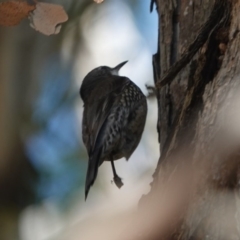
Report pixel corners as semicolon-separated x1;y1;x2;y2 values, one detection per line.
149;0;240;239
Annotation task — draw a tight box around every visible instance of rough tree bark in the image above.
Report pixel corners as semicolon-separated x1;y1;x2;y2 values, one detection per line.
148;0;240;239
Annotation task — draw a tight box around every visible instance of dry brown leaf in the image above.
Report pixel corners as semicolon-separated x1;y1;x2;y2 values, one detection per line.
29;2;68;36
0;1;35;26
94;0;104;3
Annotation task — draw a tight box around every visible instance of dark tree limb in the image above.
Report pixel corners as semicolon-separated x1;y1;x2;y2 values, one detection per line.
156;0;231;89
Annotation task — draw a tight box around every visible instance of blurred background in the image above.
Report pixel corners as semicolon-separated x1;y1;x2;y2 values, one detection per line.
0;0;158;239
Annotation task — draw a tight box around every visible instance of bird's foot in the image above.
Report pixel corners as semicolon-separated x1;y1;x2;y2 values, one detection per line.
113;175;123;189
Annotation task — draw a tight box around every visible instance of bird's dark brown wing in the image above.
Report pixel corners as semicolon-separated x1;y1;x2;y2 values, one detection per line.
81;76;128;155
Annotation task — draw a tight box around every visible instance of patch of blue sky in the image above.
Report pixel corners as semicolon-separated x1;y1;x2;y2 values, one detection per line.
127;0;158;52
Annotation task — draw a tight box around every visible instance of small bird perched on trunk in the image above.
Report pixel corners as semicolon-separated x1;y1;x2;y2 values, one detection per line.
80;61;147;200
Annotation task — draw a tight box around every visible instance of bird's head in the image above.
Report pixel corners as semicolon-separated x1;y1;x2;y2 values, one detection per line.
80;61;128;101
85;60;128;78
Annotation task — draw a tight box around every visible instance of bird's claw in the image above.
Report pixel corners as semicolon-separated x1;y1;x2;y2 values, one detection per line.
113;175;124;188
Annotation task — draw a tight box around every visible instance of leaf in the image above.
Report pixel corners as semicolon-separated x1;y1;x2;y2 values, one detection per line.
0;1;35;26
29;2;68;36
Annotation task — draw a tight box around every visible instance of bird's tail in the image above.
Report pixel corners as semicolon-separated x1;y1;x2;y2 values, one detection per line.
85;148;102;200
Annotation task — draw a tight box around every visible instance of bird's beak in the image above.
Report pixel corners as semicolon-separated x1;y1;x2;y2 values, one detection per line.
111;60;128;75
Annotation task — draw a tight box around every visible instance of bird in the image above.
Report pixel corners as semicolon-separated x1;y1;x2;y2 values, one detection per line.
80;61;147;200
